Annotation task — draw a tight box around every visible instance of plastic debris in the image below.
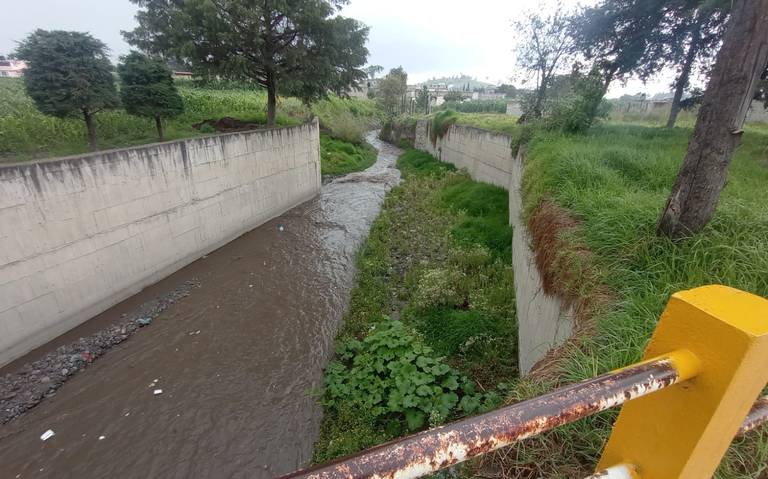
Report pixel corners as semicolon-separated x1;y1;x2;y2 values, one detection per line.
153;389;163;395
98;435;106;440
40;429;55;441
278;225;285;232
137;318;152;326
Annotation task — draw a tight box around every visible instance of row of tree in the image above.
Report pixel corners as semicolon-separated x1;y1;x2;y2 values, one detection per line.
13;0;374;150
515;0;732;129
124;0;369;127
16;30;184;149
514;0;768;238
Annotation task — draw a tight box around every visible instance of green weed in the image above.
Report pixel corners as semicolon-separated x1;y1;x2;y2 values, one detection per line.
396;148;455;177
320;134;377;176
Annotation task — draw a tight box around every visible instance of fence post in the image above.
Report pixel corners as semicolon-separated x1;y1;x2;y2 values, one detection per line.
597;285;768;478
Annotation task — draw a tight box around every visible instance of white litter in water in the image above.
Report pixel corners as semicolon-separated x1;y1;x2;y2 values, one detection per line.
153;389;163;395
278;225;284;232
98;435;106;440
40;429;55;441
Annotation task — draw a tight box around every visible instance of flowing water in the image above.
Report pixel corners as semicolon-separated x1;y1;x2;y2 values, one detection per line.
0;132;401;478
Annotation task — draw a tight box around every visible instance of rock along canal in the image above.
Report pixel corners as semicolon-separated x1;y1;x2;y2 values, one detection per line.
0;132;402;478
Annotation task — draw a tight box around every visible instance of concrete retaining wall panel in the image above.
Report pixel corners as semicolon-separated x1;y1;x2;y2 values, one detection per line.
0;120;321;366
413;119;574;375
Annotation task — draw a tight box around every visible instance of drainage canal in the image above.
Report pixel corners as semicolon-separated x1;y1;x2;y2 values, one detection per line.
0;132;402;478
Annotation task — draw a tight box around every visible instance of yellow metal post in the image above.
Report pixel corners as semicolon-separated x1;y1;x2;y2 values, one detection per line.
597;285;768;478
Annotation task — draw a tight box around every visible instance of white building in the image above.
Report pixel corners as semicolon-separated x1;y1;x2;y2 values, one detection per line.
0;59;27;78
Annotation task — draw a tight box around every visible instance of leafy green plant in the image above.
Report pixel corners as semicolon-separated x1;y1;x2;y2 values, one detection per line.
544;68;611;134
323;320;484;432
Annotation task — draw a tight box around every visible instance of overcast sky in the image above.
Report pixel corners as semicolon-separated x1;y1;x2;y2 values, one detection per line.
1;0;695;98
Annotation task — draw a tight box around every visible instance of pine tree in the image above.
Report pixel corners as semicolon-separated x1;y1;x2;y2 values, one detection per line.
15;30;119;151
118;52;184;141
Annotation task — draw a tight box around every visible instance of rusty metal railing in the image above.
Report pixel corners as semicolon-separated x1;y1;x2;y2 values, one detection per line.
281;286;768;479
280;352;690;479
280;361;768;479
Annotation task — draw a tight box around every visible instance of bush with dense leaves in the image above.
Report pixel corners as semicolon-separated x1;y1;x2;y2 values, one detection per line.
323;320;487;432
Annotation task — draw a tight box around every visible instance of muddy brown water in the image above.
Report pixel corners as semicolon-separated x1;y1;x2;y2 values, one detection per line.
0;132;401;478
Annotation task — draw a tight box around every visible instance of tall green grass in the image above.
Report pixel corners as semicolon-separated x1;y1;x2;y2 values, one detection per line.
453;112;519;135
440;99;508;114
0;78;304;161
512;124;768;478
319;134;377;176
312;95;383;144
0;77;381;161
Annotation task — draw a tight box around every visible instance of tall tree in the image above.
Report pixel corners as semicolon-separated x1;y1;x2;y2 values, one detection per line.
514;4;573;120
657;0;768;239
570;0;673;123
378;67;407;115
118;52;184;141
124;0;369;126
665;2;729;128
571;0;670;88
416;85;430;114
15;30;119;151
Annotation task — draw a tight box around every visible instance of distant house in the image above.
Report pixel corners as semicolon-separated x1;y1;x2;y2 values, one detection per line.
0;59;28;78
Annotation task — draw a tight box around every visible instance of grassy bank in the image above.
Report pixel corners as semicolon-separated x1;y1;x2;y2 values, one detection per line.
320;134;377;176
313;149;517;463
0;77;381;162
455;112;518;134
507;124;768;478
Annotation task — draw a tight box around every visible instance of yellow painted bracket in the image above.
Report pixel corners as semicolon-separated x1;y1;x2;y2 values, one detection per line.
597;285;768;479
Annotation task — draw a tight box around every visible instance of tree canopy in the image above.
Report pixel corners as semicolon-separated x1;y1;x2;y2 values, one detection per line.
118;52;184;140
377;67;408;115
124;0;370;126
569;0;730;127
15;29;119;150
514;5;574;120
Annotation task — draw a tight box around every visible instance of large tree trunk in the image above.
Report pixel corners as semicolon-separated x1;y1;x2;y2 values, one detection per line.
667;21;702;129
266;70;277;127
83;109;97;151
657;0;768;239
155;114;164;141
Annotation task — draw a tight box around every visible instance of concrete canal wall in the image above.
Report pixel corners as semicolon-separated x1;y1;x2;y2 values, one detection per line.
0;120;321;366
414;119;574;375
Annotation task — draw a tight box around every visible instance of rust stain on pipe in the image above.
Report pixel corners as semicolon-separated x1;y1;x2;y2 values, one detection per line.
280;357;682;479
